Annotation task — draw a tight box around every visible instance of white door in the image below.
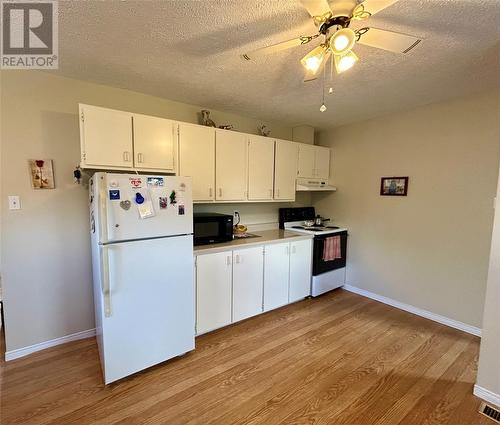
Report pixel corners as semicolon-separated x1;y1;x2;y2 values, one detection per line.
314;146;330;179
215;129;248;201
100;235;194;384
263;243;290;311
196;252;232;335
297;144;315;178
248;135;274;200
97;173;193;243
289;239;313;302
178;123;215;201
233;246;264;322
133;114;176;172
274;140;298;201
80;104;133;169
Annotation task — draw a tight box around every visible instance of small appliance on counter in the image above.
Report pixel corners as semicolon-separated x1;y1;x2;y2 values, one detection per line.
279;207;348;297
193;212;233;245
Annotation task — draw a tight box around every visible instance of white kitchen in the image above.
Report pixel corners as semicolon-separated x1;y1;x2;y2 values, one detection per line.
1;1;500;424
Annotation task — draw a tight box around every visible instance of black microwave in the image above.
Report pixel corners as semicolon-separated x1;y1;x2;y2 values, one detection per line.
193;213;233;246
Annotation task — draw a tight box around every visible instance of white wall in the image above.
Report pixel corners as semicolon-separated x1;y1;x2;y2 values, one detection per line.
476;171;500;401
0;71;294;353
313;91;500;328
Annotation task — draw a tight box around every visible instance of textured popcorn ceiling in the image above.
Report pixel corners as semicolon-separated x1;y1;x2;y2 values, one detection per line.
53;0;500;129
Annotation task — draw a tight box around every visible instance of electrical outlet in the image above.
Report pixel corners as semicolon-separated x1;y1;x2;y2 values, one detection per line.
233;210;240;224
8;196;21;210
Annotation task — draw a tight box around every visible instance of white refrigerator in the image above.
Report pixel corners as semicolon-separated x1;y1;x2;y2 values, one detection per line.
89;172;194;384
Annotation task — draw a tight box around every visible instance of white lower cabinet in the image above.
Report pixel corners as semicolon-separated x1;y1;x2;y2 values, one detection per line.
289;239;313;302
263;243;290;311
195;238;312;335
195;251;232;335
232;246;264;322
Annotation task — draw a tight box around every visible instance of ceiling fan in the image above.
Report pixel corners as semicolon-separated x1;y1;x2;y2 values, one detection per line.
242;0;422;82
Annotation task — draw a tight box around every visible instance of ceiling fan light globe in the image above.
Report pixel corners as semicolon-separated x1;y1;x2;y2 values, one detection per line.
334;51;359;74
330;28;356;55
301;45;326;74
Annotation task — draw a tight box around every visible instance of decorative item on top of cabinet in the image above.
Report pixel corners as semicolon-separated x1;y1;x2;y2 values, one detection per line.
200;110;216;127
258;124;271;137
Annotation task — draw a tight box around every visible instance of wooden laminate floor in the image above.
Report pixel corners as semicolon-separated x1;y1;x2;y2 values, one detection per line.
0;290;491;425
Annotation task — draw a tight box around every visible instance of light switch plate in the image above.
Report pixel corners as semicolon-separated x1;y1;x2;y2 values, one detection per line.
8;196;21;210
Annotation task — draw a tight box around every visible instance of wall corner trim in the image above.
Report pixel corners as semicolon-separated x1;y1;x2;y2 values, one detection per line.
4;328;96;361
343;285;482;337
474;385;500;408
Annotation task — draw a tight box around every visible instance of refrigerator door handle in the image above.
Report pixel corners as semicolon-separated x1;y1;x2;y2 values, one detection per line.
99;174;109;244
100;245;112;317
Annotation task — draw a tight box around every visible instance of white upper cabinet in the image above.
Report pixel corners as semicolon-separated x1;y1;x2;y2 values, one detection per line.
133;114;177;172
215;129;248;201
248;135;275;201
274;140;298;201
314;146;330;179
178;123;216;201
79;104;134;169
297;144;316;178
297;144;330;180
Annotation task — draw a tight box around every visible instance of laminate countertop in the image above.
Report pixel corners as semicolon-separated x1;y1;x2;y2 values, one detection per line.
193;229;313;255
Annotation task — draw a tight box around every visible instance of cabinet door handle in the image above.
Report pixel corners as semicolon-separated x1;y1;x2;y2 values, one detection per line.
292;245;296;254
226;255;232;266
209;187;213;198
277;189;280;198
123;151;128;162
235;254;240;264
137;153;143;163
219;188;222;197
286;246;289;256
269;189;272;198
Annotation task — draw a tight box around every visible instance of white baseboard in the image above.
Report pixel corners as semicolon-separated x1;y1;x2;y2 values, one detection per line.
343;285;482;337
5;328;96;361
474;385;500;408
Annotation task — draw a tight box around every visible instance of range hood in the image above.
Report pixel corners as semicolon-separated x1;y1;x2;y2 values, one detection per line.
296;178;337;192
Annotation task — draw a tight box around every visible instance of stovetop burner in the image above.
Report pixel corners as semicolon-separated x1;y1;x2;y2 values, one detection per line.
291;225;340;232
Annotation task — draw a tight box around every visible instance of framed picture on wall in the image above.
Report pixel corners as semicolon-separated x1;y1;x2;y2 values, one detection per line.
380;176;408;196
29;159;55;189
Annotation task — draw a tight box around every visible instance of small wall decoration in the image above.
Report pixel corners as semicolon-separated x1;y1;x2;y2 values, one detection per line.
380;176;408;196
29;159;55;189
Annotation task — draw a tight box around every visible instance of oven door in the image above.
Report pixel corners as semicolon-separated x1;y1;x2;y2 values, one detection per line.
312;231;348;276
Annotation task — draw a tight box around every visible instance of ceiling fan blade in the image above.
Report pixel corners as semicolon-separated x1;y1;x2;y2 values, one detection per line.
356;27;422;54
300;0;332;18
352;0;399;20
242;35;319;60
